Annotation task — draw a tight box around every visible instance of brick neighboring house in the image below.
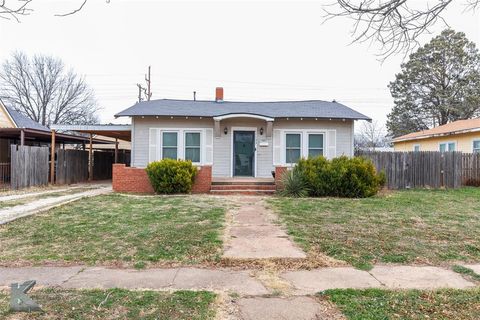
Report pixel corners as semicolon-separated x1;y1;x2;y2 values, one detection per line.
113;88;371;194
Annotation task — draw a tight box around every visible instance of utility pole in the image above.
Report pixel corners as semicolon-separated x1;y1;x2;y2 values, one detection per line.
137;83;144;103
136;66;152;103
145;66;152;101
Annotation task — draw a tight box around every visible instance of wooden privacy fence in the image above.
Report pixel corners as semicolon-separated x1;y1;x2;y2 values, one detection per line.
358;151;463;189
462;153;480;186
56;149;89;185
10;145;49;189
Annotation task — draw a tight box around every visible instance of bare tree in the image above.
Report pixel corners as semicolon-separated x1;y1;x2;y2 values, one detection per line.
324;0;480;59
0;0;110;21
355;120;388;151
0;0;33;21
0;52;99;126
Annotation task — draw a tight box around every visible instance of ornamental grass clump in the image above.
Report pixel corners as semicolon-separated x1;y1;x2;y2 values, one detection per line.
146;159;197;194
279;167;309;197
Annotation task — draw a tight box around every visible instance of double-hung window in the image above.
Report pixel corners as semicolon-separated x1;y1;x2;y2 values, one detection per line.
473;140;480;153
308;134;324;157
285;133;301;164
185;132;201;163
439;142;456;152
162;132;178;159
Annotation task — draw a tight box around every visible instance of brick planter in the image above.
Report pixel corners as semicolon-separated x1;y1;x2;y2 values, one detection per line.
274;166;288;191
112;164;212;194
191;165;212;193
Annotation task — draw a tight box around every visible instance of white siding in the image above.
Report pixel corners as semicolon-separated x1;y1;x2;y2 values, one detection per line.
131;116;355;176
132;117;214;167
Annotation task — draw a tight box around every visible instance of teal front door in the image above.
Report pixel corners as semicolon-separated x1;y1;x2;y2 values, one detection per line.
233;131;255;176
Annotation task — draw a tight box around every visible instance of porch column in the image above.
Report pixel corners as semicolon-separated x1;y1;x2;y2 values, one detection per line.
214;120;221;138
114;138;119;163
88;133;93;181
50;130;56;184
266;121;273;138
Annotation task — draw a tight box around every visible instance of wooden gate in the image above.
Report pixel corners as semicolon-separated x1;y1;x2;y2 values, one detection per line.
56;149;89;185
462;153;480;186
10;145;49;189
93;151;114;180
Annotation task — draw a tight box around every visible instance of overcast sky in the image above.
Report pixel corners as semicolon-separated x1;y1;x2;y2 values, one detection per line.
1;0;479;130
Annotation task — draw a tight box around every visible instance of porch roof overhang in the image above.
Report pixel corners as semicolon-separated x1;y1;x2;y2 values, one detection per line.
50;124;132;142
213;113;275;122
0;128;109;144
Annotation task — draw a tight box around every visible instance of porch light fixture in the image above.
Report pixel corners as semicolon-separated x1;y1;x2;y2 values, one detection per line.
260;127;264;135
224;127;228;135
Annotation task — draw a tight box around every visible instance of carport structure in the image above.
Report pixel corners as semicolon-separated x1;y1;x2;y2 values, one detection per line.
50;124;131;181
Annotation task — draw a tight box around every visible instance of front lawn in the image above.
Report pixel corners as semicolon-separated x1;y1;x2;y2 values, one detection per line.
0;194;225;267
269;188;480;269
322;288;480;320
0;288;216;319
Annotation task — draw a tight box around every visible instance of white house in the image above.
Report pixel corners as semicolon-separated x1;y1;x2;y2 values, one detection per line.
113;88;370;194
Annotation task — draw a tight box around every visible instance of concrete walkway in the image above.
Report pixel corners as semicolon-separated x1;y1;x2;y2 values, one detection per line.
223;197;306;259
0;265;477;320
0;185;111;224
0;184;103;202
0;265;476;293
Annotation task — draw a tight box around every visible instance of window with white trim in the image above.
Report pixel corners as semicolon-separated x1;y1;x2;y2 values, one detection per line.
185;132;201;163
162;132;178;159
439;142;456;152
473;140;480;153
413;144;420;152
308;133;324;157
285;133;301;164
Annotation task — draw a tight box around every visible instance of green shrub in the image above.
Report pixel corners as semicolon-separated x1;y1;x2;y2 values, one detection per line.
279;167;309;197
292;156;383;198
145;159;198;194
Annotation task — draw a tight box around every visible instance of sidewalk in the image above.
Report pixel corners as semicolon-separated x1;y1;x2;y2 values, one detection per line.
0;265;476;294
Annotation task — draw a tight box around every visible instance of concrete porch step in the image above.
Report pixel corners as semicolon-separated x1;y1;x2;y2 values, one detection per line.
212;181;275;186
210;189;276;196
211;184;276;191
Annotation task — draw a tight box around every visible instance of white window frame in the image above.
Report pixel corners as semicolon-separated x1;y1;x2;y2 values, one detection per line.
148;128;208;166
413;144;420;152
282;130;328;165
161;130;179;160
439;141;456;152
307;132;325;158
284;131;302;165
184;130;202;164
473;139;480;153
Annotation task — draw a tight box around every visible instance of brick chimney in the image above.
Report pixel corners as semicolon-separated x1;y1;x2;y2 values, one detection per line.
215;87;224;102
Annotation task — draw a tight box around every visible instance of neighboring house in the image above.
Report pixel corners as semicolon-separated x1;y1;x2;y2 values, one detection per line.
0;100;110;186
113;88;370;193
393;118;480;153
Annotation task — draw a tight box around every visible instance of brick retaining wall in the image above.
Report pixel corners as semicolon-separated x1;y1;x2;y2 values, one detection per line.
112;164;212;194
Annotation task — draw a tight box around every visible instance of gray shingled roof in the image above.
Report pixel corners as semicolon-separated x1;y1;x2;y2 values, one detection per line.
5;106;50;132
115;99;371;120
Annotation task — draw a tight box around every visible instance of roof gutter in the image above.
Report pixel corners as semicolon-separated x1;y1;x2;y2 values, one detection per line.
393;127;480;143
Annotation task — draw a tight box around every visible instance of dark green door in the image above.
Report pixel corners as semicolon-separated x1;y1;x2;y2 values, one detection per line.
233;131;255;176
